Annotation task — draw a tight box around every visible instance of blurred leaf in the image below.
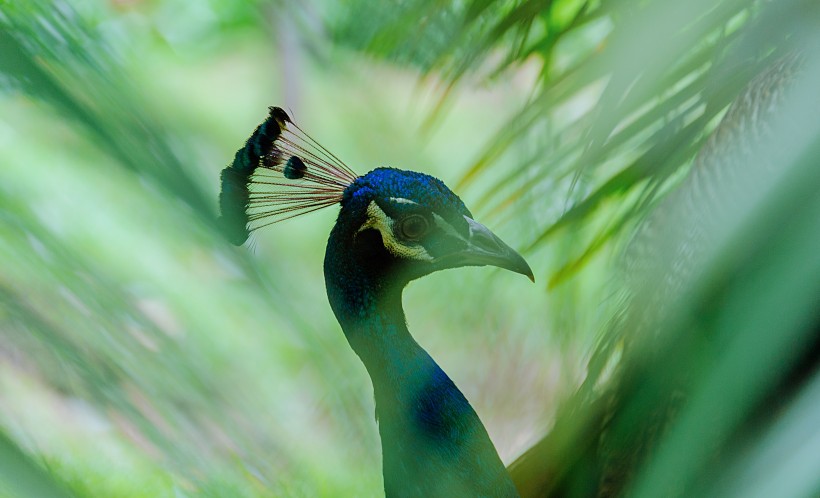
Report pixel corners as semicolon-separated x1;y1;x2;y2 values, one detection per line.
333;0;813;283
508;37;820;498
0;430;72;498
0;0;214;222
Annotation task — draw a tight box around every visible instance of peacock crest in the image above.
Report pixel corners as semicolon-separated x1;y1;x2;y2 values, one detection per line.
217;106;359;245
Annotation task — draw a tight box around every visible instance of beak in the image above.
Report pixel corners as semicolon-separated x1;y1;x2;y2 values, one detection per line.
435;216;535;282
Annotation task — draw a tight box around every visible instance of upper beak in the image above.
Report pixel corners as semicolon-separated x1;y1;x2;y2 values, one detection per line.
435;216;535;282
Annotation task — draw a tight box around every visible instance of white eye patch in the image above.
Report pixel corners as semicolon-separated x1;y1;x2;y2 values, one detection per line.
431;212;465;241
358;201;433;261
389;197;465;241
389;197;418;205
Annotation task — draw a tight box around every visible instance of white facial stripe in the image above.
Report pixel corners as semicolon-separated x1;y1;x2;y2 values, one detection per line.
359;201;433;261
432;212;466;241
388;197;419;205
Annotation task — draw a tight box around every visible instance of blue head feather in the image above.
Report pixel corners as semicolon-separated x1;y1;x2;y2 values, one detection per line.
342;167;473;229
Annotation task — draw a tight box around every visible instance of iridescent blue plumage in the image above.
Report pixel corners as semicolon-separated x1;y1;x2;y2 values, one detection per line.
344;168;472;219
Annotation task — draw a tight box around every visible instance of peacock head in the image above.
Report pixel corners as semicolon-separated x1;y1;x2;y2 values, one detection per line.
330;167;534;285
217;107;533;290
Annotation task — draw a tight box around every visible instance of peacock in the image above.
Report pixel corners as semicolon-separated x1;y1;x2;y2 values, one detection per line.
217;107;531;496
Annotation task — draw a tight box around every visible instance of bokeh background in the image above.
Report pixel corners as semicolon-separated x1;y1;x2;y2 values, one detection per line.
1;1;818;497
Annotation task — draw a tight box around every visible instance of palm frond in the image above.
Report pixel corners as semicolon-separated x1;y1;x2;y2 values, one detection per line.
0;0;214;220
0;430;73;498
333;0;810;281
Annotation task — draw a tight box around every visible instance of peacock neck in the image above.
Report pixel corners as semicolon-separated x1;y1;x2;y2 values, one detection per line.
324;229;519;497
323;253;436;405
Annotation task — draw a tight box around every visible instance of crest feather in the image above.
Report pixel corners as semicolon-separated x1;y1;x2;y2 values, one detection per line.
217;107;359;245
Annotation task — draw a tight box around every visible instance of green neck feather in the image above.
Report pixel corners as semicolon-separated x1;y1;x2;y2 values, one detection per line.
324;225;518;497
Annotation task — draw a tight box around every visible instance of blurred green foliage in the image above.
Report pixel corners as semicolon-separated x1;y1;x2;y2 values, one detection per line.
1;0;819;497
335;0;815;286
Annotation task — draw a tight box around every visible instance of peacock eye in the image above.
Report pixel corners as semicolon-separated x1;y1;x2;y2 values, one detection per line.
398;214;429;241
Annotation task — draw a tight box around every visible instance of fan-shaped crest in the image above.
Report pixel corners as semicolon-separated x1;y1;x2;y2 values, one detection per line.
217;107;359;245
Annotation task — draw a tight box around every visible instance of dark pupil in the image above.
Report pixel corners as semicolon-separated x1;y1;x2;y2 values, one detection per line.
401;215;428;240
